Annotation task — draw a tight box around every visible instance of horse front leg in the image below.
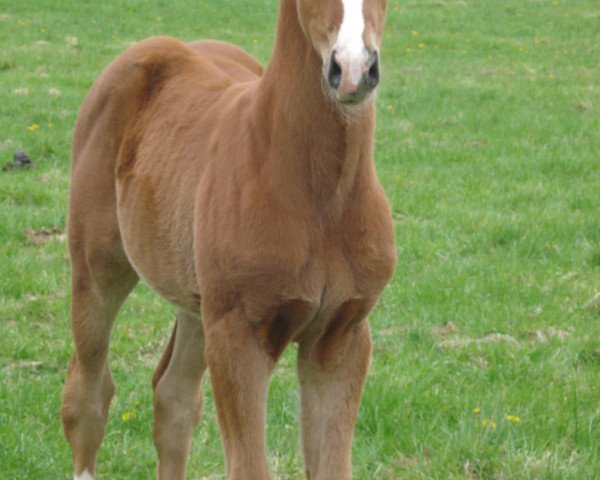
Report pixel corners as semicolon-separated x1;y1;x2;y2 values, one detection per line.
298;321;372;480
203;303;276;480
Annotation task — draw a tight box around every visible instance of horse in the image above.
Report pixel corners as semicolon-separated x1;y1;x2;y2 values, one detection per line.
60;0;395;478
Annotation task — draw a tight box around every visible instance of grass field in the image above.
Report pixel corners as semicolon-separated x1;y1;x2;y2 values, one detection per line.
1;0;599;478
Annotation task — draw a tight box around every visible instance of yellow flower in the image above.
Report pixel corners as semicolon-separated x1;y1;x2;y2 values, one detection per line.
121;410;136;422
418;43;425;49
506;415;522;424
481;419;497;430
47;122;55;129
27;123;40;133
473;407;481;414
411;31;419;37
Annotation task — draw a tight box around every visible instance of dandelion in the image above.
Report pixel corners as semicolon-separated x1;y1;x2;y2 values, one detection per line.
27;123;40;133
47;122;55;129
121;410;137;422
418;43;425;49
411;31;418;37
481;419;497;430
473;407;481;414
506;415;522;424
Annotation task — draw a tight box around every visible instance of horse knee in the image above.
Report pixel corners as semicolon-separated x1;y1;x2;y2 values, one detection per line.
154;379;203;429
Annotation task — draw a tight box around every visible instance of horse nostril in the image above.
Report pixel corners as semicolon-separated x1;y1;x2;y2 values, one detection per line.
366;51;380;89
327;51;342;89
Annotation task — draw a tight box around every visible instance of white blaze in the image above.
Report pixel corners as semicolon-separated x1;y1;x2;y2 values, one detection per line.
336;0;367;85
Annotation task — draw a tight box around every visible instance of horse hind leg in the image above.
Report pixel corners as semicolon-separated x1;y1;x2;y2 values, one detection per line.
61;218;138;479
152;311;207;480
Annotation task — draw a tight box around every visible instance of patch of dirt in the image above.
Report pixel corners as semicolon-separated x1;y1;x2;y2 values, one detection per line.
12;87;29;96
482;67;500;77
2;360;44;373
394;454;419;469
438;325;576;350
528;327;571;343
559;271;579;283
438;333;519;348
584;292;600;311
379;326;406;336
466;139;489;148
576;100;592;113
431;321;457;336
138;339;167;367
23;226;66;246
473;356;489;369
396;118;413;132
0;139;15;151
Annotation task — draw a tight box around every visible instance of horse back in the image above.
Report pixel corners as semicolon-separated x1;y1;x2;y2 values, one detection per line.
187;40;263;82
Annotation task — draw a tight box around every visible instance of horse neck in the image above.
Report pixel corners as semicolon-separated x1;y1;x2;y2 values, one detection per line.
253;0;377;208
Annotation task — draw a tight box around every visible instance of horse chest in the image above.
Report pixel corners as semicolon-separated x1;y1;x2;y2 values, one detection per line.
247;241;389;364
222;214;394;356
214;208;393;300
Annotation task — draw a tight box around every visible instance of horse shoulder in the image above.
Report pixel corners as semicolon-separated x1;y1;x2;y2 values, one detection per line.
342;183;397;295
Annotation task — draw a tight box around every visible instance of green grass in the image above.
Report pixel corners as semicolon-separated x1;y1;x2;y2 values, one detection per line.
1;0;599;478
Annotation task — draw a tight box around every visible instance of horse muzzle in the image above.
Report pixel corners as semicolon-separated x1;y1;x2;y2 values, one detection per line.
325;48;380;105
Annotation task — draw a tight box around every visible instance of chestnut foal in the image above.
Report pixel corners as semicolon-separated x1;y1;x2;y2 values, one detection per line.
61;0;395;478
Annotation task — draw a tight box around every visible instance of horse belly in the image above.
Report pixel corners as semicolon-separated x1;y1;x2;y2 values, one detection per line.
117;168;201;314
